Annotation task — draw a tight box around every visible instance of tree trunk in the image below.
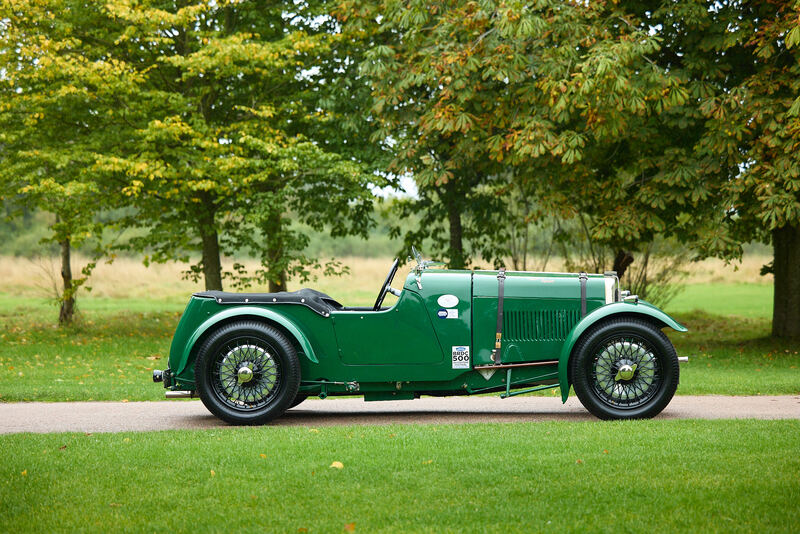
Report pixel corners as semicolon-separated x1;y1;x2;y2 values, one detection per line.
58;237;75;325
265;211;287;292
200;228;223;291
200;227;223;291
613;250;635;279
444;181;466;269
268;270;287;293
772;223;800;338
195;195;223;291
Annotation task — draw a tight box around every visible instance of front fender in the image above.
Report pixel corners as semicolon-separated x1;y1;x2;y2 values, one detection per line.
174;306;318;378
557;301;687;402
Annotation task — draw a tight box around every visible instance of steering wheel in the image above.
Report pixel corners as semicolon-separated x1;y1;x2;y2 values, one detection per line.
373;258;400;311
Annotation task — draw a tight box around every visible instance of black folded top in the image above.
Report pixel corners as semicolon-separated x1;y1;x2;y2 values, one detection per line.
194;289;343;317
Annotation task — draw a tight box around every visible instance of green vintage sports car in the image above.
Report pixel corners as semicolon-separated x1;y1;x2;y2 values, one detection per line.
153;248;688;423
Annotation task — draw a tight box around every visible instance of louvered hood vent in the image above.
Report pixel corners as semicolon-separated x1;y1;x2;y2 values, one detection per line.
503;309;580;342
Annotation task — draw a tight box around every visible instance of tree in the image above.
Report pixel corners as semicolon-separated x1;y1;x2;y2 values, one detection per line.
618;0;800;337
347;0;718;274
0;1;133;323
95;1;379;292
342;1;508;268
694;0;800;338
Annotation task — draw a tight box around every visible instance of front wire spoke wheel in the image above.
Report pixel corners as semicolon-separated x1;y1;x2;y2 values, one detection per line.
590;336;661;409
570;318;680;420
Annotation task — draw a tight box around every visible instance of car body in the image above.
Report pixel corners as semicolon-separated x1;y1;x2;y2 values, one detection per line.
154;249;687;423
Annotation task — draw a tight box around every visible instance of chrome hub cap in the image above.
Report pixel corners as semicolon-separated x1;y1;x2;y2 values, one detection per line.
615;362;637;382
591;338;661;409
237;365;254;384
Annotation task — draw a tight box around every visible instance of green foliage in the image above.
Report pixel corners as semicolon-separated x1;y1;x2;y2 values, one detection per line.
344;0;724;270
91;1;381;290
1;0;381;294
0;1;132;321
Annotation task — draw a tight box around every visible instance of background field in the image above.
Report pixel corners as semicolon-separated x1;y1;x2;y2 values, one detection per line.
1;253;796;402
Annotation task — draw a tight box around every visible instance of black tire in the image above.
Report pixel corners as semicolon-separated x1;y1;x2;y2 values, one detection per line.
289;393;309;409
570;317;679;420
195;321;300;425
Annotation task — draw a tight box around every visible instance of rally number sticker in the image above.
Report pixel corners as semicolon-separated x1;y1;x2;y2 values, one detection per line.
451;346;470;369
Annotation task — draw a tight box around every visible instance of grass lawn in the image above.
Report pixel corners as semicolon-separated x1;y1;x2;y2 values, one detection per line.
2;420;798;533
1;286;798;401
667;282;773;319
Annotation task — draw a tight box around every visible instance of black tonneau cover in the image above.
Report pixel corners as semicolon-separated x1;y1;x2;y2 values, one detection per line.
194;289;343;317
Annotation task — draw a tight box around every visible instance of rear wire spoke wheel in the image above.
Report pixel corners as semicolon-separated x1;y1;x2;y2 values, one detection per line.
570;318;679;420
195;321;300;425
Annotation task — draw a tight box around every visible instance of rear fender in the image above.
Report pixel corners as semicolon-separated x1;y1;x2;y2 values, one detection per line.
557;301;687;402
175;306;318;377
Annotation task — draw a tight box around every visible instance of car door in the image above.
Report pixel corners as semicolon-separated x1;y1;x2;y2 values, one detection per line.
331;290;444;366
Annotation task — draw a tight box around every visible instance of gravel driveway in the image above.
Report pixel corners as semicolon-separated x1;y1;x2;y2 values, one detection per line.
1;395;798;434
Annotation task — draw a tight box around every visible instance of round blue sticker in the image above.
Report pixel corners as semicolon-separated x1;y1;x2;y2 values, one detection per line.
437;309;448;318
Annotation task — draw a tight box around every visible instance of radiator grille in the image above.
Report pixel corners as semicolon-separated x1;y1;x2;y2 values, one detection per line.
503;309;580;342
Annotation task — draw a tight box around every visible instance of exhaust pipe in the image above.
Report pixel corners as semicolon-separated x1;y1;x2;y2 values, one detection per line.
165;390;196;399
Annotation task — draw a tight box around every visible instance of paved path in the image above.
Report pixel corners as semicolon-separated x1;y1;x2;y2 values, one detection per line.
1;396;798;434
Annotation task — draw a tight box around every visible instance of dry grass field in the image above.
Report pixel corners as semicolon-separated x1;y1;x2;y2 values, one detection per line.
0;253;772;306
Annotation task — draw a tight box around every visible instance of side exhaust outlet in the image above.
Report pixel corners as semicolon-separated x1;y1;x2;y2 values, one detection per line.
165;390;196;399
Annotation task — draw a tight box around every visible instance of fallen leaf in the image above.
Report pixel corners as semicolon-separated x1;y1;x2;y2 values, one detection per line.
422;459;433;465
309;428;320;433
297;528;309;533
344;523;356;532
260;453;267;459
330;461;344;469
122;399;129;403
210;470;216;477
123;438;130;443
109;503;121;507
21;470;27;476
603;450;609;454
59;445;67;450
576;459;583;464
